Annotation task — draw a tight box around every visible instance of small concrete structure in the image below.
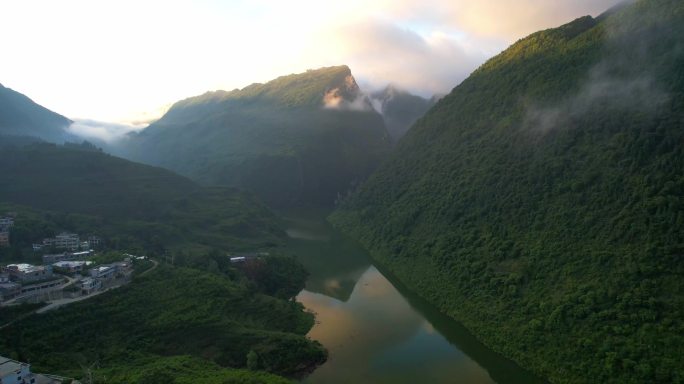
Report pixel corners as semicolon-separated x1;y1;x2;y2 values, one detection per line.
0;231;9;247
6;264;53;283
52;261;92;274
80;278;102;295
0;355;65;383
0;272;21;301
0;283;21;301
89;265;116;280
0;356;34;384
42;233;80;251
20;278;63;295
42;250;92;264
0;217;14;229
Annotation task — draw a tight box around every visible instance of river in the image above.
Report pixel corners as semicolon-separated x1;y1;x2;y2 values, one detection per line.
283;210;545;384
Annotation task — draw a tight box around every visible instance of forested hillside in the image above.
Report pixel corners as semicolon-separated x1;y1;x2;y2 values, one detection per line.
0;265;326;383
370;85;436;142
119;66;390;207
331;1;684;383
0;143;283;255
0;83;74;142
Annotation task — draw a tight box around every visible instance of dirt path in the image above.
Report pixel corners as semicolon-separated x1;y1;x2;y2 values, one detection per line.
138;259;159;277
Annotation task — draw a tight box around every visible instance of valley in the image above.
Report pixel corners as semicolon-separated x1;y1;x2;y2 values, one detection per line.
1;0;683;383
284;211;545;384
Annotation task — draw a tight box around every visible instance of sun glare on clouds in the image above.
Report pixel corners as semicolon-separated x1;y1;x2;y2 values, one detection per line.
0;0;622;130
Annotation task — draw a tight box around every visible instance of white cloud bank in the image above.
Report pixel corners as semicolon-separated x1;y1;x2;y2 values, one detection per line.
66;119;146;143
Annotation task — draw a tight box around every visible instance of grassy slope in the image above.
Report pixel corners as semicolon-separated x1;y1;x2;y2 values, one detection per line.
121;66;390;207
0;143;284;255
331;1;684;383
0;266;326;383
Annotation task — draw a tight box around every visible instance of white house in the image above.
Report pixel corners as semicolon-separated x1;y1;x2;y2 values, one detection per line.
0;355;35;384
6;264;53;283
80;278;102;295
0;217;14;229
89;265;116;280
52;261;92;274
0;355;63;384
42;250;92;264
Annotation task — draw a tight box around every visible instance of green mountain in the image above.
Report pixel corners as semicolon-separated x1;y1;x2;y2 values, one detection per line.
331;1;684;383
0;265;326;382
370;85;437;141
0;83;74;142
118;66;391;207
0;143;283;255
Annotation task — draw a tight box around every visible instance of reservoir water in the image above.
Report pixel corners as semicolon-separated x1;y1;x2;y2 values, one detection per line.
284;211;545;384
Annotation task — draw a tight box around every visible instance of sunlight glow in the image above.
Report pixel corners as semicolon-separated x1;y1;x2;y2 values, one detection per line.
0;0;621;124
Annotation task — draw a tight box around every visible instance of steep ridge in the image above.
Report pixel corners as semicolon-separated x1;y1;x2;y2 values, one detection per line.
370;85;437;142
0;83;74;142
331;1;684;383
119;66;390;207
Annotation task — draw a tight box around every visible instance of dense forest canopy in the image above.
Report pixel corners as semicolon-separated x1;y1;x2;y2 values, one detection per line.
118;66;391;207
0;264;326;383
331;0;684;383
0;143;284;257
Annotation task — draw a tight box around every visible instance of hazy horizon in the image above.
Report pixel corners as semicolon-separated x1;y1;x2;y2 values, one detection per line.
1;0;622;134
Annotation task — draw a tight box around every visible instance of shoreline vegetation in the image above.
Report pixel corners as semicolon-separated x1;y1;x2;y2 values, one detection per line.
329;0;684;383
1;260;327;383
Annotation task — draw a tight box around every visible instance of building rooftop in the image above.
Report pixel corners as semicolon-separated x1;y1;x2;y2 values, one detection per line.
53;261;92;268
7;263;43;273
56;232;79;238
0;356;27;377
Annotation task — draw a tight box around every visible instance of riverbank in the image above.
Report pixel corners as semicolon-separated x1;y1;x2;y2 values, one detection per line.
281;210;543;384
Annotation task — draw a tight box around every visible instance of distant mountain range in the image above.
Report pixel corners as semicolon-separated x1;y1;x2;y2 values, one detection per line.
370;85;438;142
116;66;393;207
0;68;437;208
331;0;684;383
0;83;75;143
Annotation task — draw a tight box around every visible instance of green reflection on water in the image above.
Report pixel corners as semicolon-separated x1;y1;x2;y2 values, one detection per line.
281;210;545;384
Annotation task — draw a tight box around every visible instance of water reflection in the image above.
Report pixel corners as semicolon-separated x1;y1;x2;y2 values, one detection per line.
283;210;545;384
299;266;497;384
283;211;370;302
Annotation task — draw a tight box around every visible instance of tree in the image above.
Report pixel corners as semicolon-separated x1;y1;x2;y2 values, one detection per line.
247;350;259;370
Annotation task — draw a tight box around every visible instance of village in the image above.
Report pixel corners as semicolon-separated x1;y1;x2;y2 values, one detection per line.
0;213;264;384
0;215;152;384
0;215;147;306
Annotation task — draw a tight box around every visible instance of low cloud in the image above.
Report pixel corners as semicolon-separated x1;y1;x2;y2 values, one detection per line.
523;4;670;135
322;88;373;111
526;75;667;133
386;0;624;40
66;119;147;143
307;1;626;97
2;0;627;122
315;19;491;97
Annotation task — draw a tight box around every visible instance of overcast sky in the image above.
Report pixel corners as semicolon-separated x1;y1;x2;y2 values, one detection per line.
0;0;622;125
